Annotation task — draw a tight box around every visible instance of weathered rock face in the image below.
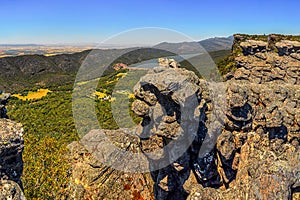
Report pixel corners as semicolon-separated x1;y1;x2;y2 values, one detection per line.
229;37;300;85
187;36;300;199
132;66;202;199
65;129;154;200
188;134;300;199
132;36;300;199
187;83;300;199
0;119;25;200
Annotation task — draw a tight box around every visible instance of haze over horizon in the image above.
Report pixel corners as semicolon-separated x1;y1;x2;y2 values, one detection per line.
1;0;300;44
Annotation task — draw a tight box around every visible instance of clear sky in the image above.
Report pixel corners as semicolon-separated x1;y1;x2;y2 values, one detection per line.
0;0;299;44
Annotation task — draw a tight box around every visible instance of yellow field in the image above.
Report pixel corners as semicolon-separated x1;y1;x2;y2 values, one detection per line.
13;89;52;101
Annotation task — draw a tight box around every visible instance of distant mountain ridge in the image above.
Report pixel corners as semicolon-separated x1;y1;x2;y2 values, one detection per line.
0;48;175;91
0;44;43;47
154;36;233;54
0;36;233;91
199;36;234;51
0;50;91;91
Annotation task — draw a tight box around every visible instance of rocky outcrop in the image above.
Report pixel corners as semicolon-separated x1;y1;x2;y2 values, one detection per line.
158;58;181;68
132;36;300;199
0;119;25;200
68;35;300;200
133;62;300;199
187;36;300;199
187;82;300;199
132;65;202;199
228;35;300;85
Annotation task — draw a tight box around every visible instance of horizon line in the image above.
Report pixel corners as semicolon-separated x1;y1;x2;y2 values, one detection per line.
0;35;235;46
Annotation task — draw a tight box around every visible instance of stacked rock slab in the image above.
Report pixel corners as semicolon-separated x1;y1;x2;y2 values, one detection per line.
187;36;300;199
230;38;300;85
0;119;25;200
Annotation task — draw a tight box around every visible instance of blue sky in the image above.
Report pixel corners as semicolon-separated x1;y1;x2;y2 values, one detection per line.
0;0;299;44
